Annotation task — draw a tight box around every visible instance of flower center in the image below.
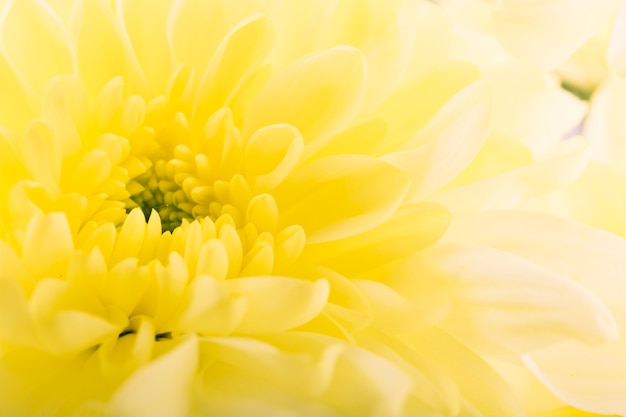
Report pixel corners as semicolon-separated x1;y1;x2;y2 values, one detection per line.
127;158;195;233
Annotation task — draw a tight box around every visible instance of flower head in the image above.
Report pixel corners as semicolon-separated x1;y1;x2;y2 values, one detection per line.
0;0;621;416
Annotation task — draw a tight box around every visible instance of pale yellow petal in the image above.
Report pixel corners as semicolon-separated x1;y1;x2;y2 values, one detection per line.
176;274;246;335
375;61;480;154
608;1;626;77
108;335;198;417
524;342;626;415
303;202;450;276
244;124;303;191
1;0;75;92
76;0;147;95
41;75;87;157
117;0;176;95
444;210;626;413
404;329;525;417
22;212;73;278
384;81;491;201
419;243;618;354
275;155;409;244
433;135;589;212
193;13;274;126
225;277;329;333
166;0;223;75
493;0;618;69
243;46;366;149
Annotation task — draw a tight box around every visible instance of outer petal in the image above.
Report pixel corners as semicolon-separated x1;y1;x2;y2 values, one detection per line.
417;243;618;354
193;13;274;126
0;0;75;92
108;335;199;417
432;135;589;212
242;47;366;149
76;0;147;95
303;202;450;275
493;0;618;69
384;81;491;201
225;277;330;333
0;54;32;131
607;0;626;77
444;210;626;414
21;212;73;278
117;0;176;94
403;329;525;417
274;155;409;244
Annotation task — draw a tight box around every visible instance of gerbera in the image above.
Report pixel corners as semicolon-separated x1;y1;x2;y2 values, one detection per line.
0;0;619;416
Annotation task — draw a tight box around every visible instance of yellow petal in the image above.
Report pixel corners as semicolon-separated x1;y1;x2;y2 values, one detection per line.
41;75;87;157
313;117;387;160
1;0;74;92
274;155;409;244
243;46;366;149
108;335;198;417
304;202;450;275
117;0;176;95
0;51;32;131
493;0;618;70
19;120;62;190
110;208;146;266
356;253;452;332
30;279;119;354
444;210;626;413
244;124;303;191
0;243;34;345
608;1;626;77
22;212;73;278
433;135;589;212
177;274;246;335
167;0;223;76
376;61;480;153
404;329;525;417
225;277;329;333
524;342;626;415
200;335;343;398
76;0;147;95
423;243;618;354
384;81;491;201
193;13;274;125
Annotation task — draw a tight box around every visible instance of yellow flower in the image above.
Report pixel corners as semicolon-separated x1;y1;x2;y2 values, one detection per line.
0;0;620;416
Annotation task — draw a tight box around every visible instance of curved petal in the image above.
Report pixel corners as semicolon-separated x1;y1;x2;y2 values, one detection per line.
375;61;480;154
304;202;450;275
418;243;618;354
76;0;147;95
1;0;75;92
108;335;199;417
432;135;589;212
0;54;32;131
225;277;330;333
443;209;626;413
493;0;618;69
607;0;626;77
166;0;223;74
242;46;366;150
117;0;176;94
524;342;626;415
22;212;73;278
384;81;491;201
274;155;409;244
403;329;525;417
193;13;274;126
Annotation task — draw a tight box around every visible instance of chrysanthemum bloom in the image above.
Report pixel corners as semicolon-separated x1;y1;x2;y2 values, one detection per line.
0;0;619;416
